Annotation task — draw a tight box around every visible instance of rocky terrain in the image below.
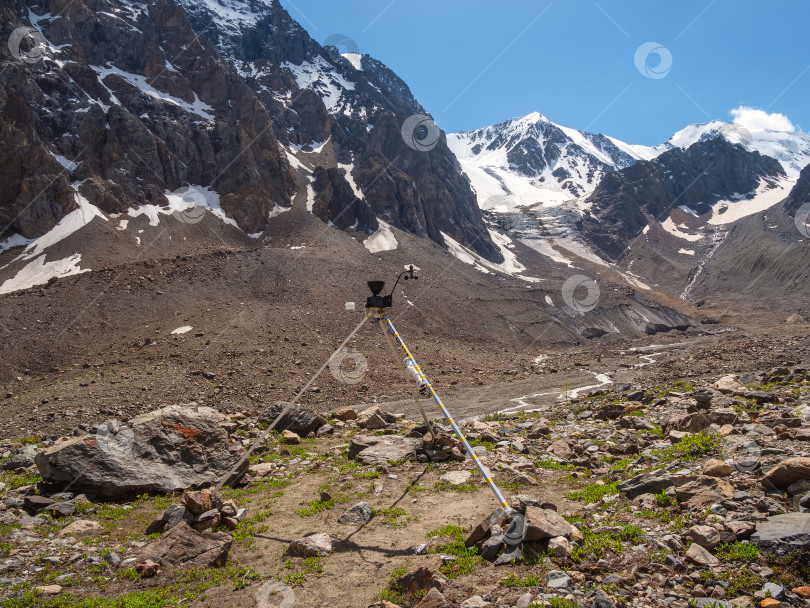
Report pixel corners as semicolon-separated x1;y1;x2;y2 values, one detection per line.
0;355;809;608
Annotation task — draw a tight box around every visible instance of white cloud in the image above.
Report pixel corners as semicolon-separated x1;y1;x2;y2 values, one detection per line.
729;106;795;132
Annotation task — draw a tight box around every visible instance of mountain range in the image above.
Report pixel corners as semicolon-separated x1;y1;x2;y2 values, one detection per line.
1;0;808;338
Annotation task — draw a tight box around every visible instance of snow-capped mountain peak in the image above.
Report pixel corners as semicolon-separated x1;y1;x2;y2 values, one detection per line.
658;120;810;178
447;112;651;210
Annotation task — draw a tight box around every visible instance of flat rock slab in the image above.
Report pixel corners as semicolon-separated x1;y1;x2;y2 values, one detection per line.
355;436;421;465
751;512;810;556
440;470;472;486
618;470;672;498
35;405;248;499
137;522;232;567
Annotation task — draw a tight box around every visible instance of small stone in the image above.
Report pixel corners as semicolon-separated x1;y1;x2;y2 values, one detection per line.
191;509;220;532
460;595;490;608
282;430;300;444
440;470;472;486
335;408;357;421
415;544;428;555
135;559;161;577
219;500;238;518
337;502;373;525
685;525;723;550
761;583;784;599
703;459;734;477
163;504;194;530
183;490;213;515
545;569;571;589
287;533;332;557
685;543;720;566
103;551;120;566
792;586;810;598
56;519;102;538
759;600;781;608
515;592;533;608
416;587;450;608
34;585;62;595
548;536;573;558
316;424;334;437
23;495;55;515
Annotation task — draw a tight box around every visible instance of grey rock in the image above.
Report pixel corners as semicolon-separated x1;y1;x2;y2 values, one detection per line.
163;504;194;531
493;542;522;566
337;502;373;524
751;512;810;556
2;452;36;471
618;469;672;498
43;501;76;518
286;533;332;557
593;590;616;608
479;534;504;562
259;401;323;437
415;544;428;555
545;569;571;589
354;436;421;465
460;596;490;608
316;424;334;437
35;405;248;498
761;582;784;599
103;551;120;566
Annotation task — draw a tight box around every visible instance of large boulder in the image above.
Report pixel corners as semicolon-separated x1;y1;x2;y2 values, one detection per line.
35;405;248;498
762;457;810;491
259;402;324;437
751;513;810;556
136;522;232;567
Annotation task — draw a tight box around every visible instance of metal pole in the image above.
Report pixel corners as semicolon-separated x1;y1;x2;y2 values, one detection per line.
378;313;510;510
377;319;436;440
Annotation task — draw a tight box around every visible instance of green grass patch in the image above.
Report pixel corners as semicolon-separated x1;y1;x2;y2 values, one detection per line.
500;573;539;587
653;430;723;462
714;542;760;561
566;481;618;504
426;525;483;578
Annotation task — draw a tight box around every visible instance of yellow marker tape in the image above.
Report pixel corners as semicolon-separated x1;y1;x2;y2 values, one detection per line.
448;419;454;423
472;455;478;460
487;478;492;483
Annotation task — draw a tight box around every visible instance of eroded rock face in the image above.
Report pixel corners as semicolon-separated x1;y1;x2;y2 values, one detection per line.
35;405;248;498
1;0;296;239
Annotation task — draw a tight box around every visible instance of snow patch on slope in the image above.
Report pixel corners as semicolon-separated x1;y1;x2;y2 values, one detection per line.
364;220;398;253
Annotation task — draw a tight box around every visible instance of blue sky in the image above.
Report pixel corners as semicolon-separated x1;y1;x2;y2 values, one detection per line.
279;0;809;145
